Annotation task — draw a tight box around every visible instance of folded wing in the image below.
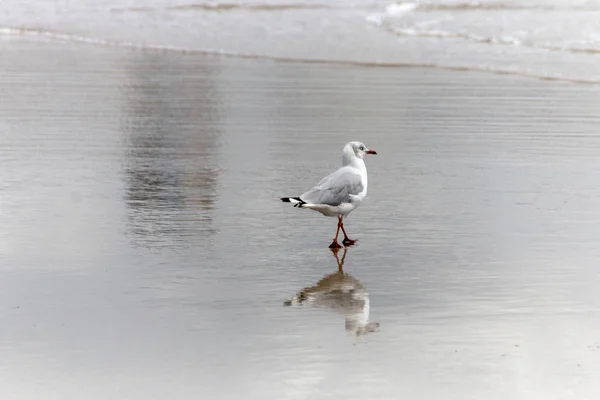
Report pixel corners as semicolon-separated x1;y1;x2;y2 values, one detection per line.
300;167;363;206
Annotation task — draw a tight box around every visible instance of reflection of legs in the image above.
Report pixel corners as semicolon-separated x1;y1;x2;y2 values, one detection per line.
328;216;343;248
330;247;348;272
339;216;357;246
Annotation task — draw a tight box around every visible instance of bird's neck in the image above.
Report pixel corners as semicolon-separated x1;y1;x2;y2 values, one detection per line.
343;156;366;172
342;154;367;169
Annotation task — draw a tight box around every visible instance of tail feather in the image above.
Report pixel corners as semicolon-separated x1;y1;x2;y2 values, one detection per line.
280;197;306;207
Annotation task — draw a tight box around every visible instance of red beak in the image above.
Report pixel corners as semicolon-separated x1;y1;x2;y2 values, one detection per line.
366;149;377;155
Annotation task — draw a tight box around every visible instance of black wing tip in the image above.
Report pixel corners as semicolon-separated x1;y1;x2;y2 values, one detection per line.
281;197;305;205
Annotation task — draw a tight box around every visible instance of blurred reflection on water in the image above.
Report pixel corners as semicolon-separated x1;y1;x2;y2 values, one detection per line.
121;52;222;250
285;248;380;337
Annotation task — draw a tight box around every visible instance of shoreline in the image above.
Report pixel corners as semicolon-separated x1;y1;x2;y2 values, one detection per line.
1;29;599;86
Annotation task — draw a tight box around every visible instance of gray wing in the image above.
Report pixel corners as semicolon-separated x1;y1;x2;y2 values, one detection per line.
300;167;363;206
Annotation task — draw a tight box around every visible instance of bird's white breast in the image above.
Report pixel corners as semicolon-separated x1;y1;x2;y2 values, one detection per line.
351;160;368;199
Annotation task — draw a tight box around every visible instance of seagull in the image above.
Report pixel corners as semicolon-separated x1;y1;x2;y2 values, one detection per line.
281;141;377;248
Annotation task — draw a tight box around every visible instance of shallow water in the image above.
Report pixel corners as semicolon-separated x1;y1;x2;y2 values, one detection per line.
2;0;600;82
2;38;600;399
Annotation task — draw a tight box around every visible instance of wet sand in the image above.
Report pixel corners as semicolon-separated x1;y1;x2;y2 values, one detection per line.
2;37;600;399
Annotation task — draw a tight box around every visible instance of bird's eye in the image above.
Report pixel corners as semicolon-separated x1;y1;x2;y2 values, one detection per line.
359;146;365;151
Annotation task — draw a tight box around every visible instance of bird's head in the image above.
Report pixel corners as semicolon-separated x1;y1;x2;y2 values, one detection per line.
344;141;377;161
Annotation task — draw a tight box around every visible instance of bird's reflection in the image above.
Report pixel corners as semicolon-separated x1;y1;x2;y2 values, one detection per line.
284;248;380;336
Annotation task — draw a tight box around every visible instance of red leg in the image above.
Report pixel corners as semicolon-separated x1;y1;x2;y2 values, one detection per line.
328;216;343;248
340;217;357;246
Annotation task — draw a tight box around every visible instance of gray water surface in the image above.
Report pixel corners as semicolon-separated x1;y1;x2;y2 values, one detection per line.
2;38;600;399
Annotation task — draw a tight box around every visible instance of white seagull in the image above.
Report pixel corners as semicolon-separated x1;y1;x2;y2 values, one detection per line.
281;141;377;248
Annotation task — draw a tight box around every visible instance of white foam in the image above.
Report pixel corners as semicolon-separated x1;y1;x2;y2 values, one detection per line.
385;2;418;17
366;2;417;26
0;26;186;53
365;14;383;26
2;1;600;84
